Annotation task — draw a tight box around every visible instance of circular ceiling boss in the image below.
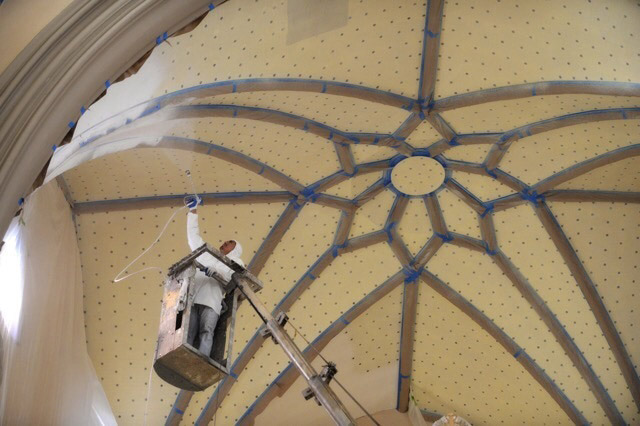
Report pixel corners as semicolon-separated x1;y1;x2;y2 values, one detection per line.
391;156;446;196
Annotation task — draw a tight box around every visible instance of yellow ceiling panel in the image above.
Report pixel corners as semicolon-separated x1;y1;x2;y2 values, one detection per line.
444;144;491;163
412;284;572;425
435;0;639;98
137;0;426;100
63;148;283;202
451;172;514;202
494;203;638;424
548;201;640;379
287;243;398;338
406;120;443;148
501;119;640;185
232;203;341;355
441;95;640;134
350;188;395;238
157;117;341;186
200;91;410;134
427;243;607;424
256;284;403;425
77;201;290;425
397;198;433;256
555;156;640;191
436;188;482;239
350;145;398;165
324;171;383;199
215;342;291;424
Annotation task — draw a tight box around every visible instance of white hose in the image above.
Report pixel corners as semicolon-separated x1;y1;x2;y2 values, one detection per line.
112;204;187;283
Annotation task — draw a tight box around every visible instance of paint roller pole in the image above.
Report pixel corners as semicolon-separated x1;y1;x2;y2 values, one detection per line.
233;275;356;426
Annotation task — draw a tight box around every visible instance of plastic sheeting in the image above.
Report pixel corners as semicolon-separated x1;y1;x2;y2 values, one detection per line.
0;181;116;425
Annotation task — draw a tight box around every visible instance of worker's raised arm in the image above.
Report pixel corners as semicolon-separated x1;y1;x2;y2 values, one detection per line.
186;209;233;280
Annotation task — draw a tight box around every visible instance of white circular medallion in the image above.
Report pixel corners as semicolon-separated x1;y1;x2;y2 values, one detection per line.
391;156;445;195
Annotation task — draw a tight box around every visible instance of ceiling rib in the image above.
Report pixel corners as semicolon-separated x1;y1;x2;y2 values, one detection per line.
543;190;640;204
194;212;394;423
51;136;304;194
434;81;640;112
444;176;627;422
418;0;445;105
536;202;640;412
236;270;407;425
73;191;294;213
71;78;419;150
419;269;588;425
483;108;640;170
334;143;356;175
534;144;640;193
491;251;624;424
247;201;306;276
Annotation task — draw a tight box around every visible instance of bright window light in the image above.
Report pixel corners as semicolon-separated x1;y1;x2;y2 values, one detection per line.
0;224;24;339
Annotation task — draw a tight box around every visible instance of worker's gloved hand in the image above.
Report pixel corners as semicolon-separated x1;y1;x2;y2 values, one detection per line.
185;195;201;210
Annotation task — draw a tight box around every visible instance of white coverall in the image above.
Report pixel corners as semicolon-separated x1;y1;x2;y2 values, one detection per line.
186;211;244;357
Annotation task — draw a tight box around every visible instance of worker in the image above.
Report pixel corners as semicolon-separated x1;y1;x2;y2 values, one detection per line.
185;195;244;358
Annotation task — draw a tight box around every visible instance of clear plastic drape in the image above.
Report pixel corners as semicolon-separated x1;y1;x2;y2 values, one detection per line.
0;181;116;426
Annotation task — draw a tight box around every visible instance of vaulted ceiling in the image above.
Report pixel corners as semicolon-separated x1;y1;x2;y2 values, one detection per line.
46;0;639;424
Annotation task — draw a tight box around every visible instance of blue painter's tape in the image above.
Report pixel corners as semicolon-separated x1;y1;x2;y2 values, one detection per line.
52;145;57;152
433;156;447;168
531;86;537;96
403;100;415;111
480;203;494;218
382;172;393;187
448;136;461;146
300;187;315;198
18;197;24;206
156;36;162;45
384;222;396;242
403;267;421;283
232;83;237;93
321;82;327;93
303;122;309;131
258;165;265;175
373;136;380;145
308;273;316;280
105;80;111;89
230;371;239;379
435;232;453;242
622;110;628;119
208;3;215;10
425;29;439;38
290;200;302;210
520;188;545;204
513;349;522;358
484;166;498;179
332;247;339;258
341;318;350;325
390;155;408;167
233;109;238;117
419;110;426;120
399;373;411;379
80;106;87;115
68;121;75;129
412;147;431;157
174;408;184;415
484;242;498;256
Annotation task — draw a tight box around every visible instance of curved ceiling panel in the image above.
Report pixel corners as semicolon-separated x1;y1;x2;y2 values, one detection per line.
435;0;639;98
441;95;640;134
501;119;640;185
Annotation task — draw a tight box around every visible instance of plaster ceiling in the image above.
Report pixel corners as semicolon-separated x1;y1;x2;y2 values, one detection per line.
49;0;639;424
